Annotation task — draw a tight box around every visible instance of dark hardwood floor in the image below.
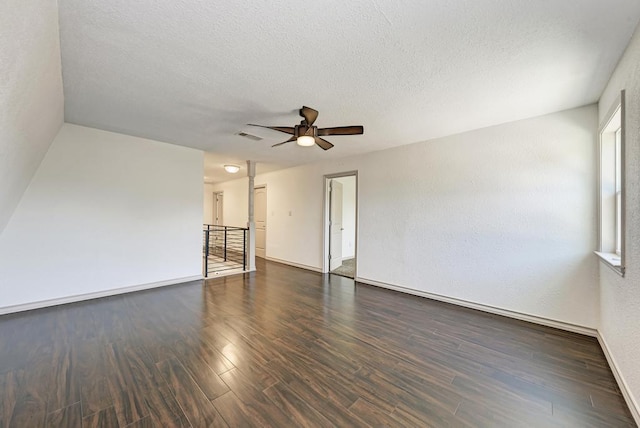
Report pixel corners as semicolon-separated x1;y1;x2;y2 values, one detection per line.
0;259;635;427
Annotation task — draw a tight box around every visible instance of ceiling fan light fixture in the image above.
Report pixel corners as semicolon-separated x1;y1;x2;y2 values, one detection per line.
297;135;315;147
224;164;240;173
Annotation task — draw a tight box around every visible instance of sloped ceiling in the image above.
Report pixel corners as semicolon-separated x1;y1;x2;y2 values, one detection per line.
57;0;640;180
0;0;64;234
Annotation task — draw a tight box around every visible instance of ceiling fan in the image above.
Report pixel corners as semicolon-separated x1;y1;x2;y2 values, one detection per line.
248;106;364;151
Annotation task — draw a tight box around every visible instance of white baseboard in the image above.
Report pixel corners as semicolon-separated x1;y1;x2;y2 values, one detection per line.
355;276;597;337
597;332;640;425
0;275;203;316
356;276;640;423
265;256;322;273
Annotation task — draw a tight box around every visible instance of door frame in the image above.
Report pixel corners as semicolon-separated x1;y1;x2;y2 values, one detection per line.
322;171;358;275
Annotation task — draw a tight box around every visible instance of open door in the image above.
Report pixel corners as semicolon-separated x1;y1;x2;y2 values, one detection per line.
329;179;343;271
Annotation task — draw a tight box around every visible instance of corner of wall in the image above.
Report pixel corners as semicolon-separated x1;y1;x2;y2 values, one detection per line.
0;0;65;235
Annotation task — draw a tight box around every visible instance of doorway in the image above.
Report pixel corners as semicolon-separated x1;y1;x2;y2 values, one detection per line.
324;173;357;278
254;185;267;258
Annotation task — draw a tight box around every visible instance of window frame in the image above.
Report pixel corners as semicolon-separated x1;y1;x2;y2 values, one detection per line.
596;90;625;276
614;127;622;256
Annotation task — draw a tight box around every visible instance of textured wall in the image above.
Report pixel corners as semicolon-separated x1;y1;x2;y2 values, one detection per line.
598;23;640;414
211;105;599;328
0;125;204;309
0;0;64;234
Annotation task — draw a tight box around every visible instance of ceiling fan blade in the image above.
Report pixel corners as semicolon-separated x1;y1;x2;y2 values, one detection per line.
317;125;364;136
315;137;334;151
300;106;319;126
272;136;296;147
247;124;295;135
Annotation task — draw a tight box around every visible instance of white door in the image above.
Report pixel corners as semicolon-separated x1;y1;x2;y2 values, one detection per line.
213;193;223;249
329;179;343;271
214;193;223;226
255;186;267;258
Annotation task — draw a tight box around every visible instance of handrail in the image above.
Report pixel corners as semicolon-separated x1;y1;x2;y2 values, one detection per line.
203;224;248;275
203;224;248;231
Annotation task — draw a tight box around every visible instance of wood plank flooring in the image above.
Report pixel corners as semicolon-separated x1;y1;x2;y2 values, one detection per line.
0;259;635;427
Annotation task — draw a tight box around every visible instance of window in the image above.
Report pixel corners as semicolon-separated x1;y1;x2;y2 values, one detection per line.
596;90;625;276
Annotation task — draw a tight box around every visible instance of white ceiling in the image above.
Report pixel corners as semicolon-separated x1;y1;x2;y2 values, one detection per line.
57;0;640;182
203;152;285;184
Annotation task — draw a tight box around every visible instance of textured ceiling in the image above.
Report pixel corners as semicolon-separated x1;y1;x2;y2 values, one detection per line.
57;0;640;181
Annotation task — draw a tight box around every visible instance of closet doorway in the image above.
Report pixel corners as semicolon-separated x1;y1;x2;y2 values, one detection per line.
324;172;357;278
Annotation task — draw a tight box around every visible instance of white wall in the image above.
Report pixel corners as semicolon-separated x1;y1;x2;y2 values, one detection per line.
0;0;64;234
211;105;599;328
210;178;249;229
0;124;204;311
598;23;640;415
203;183;215;224
334;176;356;259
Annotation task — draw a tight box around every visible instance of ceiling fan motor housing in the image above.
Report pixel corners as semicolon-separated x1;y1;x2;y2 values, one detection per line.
295;124;317;138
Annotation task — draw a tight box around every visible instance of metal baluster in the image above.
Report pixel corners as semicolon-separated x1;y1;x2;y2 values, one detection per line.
243;229;247;271
205;228;210;276
224;227;228;261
